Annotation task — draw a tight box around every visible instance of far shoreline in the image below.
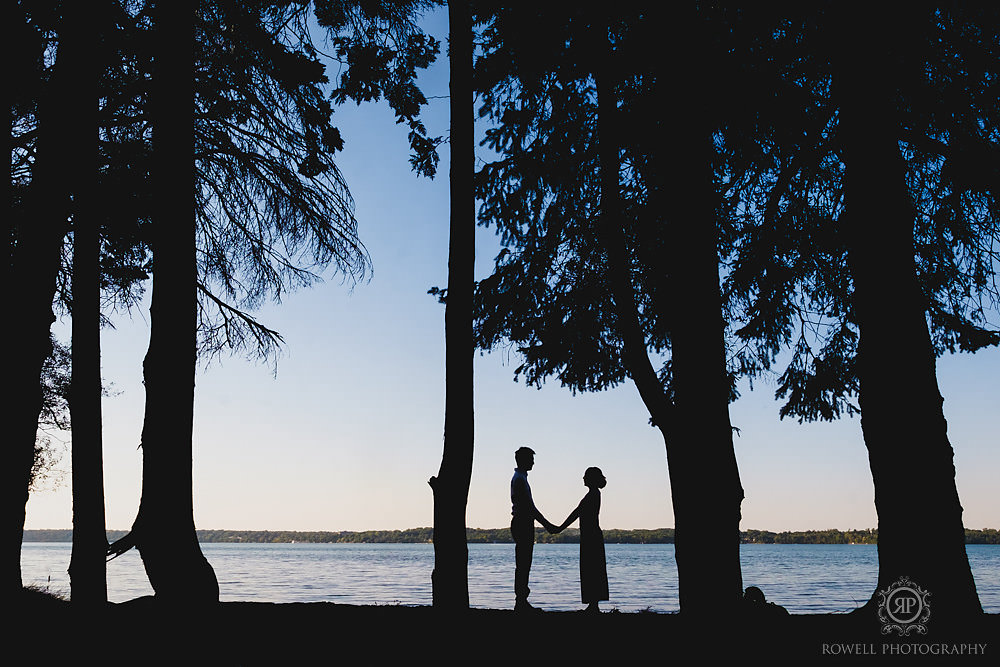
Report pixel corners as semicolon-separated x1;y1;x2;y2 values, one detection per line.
22;527;1000;545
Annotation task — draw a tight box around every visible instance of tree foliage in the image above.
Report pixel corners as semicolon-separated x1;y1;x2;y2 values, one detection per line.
15;1;444;367
720;3;1000;422
469;6;644;396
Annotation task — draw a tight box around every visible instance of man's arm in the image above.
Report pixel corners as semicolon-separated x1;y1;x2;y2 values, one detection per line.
533;505;557;532
514;475;556;532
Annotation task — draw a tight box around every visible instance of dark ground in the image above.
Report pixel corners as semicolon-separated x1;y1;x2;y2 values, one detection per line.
9;589;999;663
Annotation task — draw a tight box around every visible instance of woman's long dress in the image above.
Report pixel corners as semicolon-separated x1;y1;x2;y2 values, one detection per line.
578;488;609;603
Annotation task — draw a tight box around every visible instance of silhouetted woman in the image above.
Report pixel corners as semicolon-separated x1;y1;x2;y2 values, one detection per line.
557;467;609;613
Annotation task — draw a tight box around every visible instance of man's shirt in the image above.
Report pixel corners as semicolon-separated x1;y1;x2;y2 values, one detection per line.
511;468;533;522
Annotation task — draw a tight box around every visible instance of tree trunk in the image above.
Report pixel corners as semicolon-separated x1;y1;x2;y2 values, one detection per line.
663;11;745;615
430;0;474;611
597;11;744;618
4;10;73;597
124;0;218;602
837;7;981;620
65;0;108;606
662;123;745;617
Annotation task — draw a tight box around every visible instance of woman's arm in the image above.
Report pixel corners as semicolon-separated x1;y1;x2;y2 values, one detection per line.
556;499;583;533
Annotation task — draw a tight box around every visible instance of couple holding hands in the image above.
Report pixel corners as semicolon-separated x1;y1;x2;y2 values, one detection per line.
510;446;608;614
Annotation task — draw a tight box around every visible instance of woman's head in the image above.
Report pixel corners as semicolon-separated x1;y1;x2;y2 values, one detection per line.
584;467;607;489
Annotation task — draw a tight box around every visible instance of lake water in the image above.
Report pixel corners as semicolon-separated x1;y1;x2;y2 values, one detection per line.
20;542;1000;614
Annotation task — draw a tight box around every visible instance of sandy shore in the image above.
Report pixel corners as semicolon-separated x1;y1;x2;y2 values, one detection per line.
10;591;999;663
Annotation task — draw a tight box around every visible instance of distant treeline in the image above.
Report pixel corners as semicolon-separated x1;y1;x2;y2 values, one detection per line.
22;527;1000;545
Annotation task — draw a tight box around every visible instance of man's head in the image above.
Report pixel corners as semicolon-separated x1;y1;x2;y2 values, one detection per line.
514;446;535;471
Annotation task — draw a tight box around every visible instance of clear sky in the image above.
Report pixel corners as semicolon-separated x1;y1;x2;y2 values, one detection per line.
24;8;999;534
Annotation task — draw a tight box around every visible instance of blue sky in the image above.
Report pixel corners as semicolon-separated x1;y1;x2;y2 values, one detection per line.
24;8;999;534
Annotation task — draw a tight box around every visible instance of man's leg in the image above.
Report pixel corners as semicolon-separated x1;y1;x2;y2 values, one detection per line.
513;522;534;609
514;538;533;604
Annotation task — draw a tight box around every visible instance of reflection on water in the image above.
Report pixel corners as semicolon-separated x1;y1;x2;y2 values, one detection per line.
20;542;1000;614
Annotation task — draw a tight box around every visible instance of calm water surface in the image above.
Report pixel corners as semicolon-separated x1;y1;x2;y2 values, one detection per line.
21;542;1000;614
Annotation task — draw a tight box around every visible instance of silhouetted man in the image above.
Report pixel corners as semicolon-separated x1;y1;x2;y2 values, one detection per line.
511;446;557;612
